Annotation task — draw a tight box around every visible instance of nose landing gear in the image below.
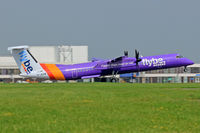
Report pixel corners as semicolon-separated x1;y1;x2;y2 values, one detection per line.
184;66;188;72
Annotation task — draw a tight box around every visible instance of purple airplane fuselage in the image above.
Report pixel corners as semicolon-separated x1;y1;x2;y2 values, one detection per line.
9;46;194;80
40;53;193;80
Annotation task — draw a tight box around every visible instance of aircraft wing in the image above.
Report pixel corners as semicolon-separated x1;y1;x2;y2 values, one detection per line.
91;58;104;62
94;56;127;70
81;74;101;79
109;56;125;63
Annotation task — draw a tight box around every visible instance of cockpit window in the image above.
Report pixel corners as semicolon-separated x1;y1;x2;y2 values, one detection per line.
176;55;183;58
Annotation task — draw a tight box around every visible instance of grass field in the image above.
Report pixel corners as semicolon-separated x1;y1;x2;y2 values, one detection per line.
0;83;200;133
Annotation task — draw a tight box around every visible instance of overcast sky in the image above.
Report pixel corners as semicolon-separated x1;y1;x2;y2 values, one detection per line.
0;0;200;62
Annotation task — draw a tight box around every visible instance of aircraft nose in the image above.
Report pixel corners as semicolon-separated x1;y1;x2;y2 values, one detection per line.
182;58;194;66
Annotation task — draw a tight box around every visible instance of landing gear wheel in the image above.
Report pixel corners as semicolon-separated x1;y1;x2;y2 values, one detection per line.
111;78;117;83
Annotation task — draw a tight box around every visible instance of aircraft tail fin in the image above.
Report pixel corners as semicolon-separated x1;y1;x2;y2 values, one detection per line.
8;46;43;75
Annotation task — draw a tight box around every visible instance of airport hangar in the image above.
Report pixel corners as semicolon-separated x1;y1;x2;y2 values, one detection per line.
0;45;200;83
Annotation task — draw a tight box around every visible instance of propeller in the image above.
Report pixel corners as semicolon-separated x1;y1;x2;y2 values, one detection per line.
124;51;128;57
135;49;142;65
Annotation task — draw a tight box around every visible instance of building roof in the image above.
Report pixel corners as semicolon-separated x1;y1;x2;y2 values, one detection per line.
0;56;17;68
188;64;200;67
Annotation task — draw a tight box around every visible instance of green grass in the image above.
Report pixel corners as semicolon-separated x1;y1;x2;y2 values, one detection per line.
0;83;200;133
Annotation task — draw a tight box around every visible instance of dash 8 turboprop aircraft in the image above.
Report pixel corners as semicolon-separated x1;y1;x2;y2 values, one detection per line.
8;46;194;81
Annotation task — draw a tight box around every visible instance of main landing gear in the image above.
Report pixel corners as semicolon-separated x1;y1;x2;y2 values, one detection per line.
110;70;118;83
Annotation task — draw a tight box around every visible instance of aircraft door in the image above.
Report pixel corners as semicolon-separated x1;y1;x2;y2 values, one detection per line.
72;70;78;78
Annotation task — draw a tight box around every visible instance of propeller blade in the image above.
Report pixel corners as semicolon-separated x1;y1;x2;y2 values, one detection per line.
124;51;128;57
135;49;138;58
135;49;142;66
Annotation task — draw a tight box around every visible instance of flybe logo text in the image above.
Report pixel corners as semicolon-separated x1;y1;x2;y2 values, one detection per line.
142;58;166;67
19;50;33;74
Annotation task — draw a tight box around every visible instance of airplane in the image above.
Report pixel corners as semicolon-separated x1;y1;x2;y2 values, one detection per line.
8;45;194;82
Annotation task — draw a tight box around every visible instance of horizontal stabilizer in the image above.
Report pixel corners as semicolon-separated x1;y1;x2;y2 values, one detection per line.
8;46;29;54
